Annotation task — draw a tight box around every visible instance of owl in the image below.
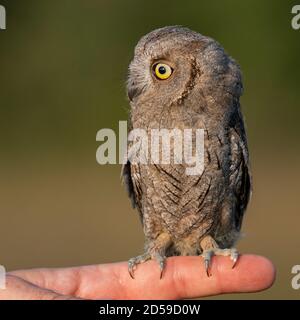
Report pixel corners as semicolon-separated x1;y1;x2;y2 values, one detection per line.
122;26;251;278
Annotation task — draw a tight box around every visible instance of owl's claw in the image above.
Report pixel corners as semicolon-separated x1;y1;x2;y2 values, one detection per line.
201;248;239;277
158;257;166;279
159;261;164;279
230;249;239;269
128;233;171;279
202;250;213;277
129;269;134;279
128;253;151;279
128;260;136;279
204;259;210;277
128;252;167;279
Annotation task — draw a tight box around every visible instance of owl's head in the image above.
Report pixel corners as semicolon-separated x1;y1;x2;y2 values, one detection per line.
127;26;242;107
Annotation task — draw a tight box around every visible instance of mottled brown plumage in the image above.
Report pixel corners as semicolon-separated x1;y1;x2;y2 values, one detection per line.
122;26;251;277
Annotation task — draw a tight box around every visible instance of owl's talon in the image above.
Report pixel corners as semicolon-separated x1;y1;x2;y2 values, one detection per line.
232;258;238;269
159;260;165;279
201;250;213;277
201;240;239;276
128;260;136;279
231;249;239;269
204;259;211;277
128;253;151;279
129;270;135;279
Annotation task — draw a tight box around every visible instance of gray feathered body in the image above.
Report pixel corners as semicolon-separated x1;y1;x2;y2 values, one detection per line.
123;26;251;257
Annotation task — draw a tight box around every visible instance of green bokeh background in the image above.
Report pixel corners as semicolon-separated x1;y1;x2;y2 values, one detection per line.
0;0;299;299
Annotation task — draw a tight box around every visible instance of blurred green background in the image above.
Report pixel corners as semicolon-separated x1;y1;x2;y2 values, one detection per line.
0;0;299;299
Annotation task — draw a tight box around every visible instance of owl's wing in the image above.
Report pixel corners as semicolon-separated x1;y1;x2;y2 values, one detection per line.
120;117;143;220
121;161;136;208
121;161;143;219
229;106;252;231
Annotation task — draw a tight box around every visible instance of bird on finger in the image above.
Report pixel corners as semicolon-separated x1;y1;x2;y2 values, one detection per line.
122;26;252;278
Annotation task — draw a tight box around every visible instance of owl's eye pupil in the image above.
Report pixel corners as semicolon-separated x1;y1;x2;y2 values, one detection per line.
158;66;166;74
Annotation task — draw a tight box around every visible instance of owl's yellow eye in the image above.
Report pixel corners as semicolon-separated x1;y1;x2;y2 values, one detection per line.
153;63;173;80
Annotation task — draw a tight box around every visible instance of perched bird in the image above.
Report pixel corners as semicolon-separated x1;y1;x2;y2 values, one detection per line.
122;26;251;278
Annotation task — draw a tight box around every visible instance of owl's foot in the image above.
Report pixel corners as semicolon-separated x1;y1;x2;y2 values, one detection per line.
128;253;151;279
128;252;166;280
200;235;239;277
128;232;172;279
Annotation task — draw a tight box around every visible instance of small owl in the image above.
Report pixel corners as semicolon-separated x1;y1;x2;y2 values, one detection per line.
122;26;251;278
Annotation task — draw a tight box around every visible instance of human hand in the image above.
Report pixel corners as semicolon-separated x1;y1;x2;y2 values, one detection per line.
1;255;275;300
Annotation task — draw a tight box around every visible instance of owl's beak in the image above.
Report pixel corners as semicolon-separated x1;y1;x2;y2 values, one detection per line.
127;82;144;102
127;87;138;102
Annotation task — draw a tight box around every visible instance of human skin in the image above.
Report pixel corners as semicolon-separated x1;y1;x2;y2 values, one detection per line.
0;255;275;300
